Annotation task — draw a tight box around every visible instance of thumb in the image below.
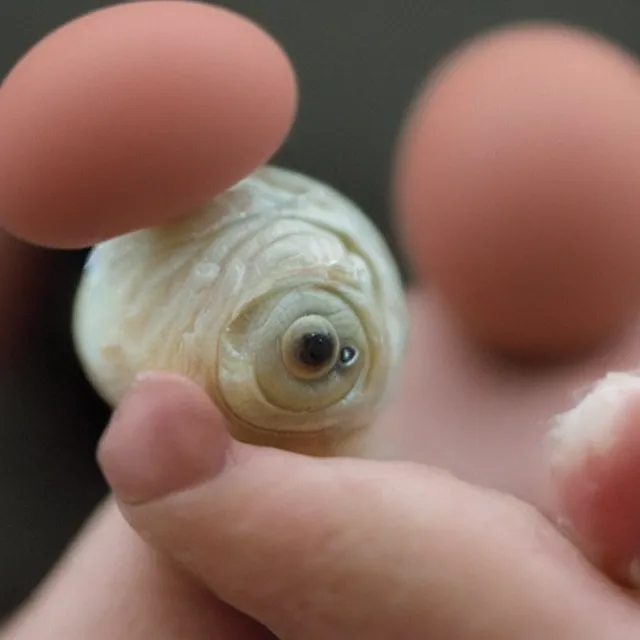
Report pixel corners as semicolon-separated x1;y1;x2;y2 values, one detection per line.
98;373;639;640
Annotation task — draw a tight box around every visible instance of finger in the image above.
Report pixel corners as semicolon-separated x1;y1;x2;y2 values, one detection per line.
0;1;297;248
98;373;640;640
550;371;640;587
392;24;640;360
3;499;272;640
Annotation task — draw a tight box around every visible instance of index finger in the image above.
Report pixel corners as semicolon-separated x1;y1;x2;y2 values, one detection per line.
0;1;298;248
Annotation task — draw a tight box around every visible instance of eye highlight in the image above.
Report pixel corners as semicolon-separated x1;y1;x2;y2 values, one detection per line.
339;345;358;367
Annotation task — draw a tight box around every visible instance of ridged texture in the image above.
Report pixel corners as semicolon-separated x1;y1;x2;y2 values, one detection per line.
73;165;408;456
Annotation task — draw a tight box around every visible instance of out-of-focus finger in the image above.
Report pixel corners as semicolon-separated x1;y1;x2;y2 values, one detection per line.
0;1;298;248
392;24;640;360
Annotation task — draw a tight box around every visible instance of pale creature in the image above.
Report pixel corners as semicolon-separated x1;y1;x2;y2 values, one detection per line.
73;166;409;457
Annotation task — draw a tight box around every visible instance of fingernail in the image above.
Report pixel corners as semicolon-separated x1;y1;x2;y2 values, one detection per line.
548;371;640;587
97;371;229;504
548;372;640;474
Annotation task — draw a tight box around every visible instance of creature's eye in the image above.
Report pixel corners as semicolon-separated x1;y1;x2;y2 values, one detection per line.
339;345;358;367
296;332;336;368
281;315;361;382
282;316;339;380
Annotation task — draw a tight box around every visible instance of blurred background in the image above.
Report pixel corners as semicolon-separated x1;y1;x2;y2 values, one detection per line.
1;0;640;620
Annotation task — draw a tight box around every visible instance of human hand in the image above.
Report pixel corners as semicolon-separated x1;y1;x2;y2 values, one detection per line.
9;372;640;640
8;370;640;640
4;3;640;638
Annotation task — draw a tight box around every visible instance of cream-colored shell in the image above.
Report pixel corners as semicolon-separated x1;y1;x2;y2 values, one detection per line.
73;165;408;456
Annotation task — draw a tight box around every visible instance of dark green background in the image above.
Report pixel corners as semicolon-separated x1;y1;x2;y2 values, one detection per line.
0;0;637;619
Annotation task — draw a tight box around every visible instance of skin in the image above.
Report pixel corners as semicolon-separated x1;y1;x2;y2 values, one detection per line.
3;12;640;640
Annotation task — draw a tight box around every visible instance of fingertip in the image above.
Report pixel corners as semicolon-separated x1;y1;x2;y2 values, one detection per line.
550;372;640;586
392;23;640;359
0;1;298;248
98;371;231;505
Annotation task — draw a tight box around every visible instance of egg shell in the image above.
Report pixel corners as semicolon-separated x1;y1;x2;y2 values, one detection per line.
395;24;640;360
0;1;298;248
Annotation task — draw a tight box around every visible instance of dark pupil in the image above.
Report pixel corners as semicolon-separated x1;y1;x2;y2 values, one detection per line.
297;332;335;367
